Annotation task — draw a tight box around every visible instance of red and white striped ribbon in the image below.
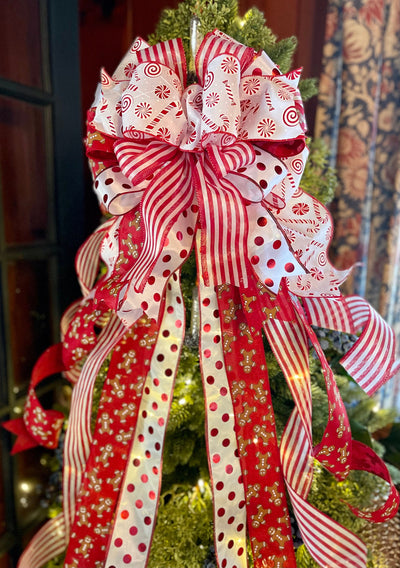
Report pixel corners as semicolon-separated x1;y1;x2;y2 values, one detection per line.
18;513;67;568
60;301;82;387
341;300;396;395
264;318;313;498
112;139;258;294
114;139;179;186
303;295;396;395
206;142;255;178
265;313;368;568
124;154;195;292
302;296;354;332
136;38;187;88
62;314;127;539
289;486;367;568
195;160;249;288
75;219;114;297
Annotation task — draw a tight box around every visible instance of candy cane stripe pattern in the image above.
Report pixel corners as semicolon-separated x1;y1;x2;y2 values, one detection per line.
8;29;399;568
303;295;398;394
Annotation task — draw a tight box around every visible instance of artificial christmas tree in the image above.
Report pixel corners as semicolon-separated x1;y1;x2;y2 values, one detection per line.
4;1;400;568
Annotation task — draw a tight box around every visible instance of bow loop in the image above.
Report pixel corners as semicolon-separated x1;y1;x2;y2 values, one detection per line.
111;36;150;82
134;38;187;88
237;68;306;144
206;141;255;178
114;138;179;186
94;39;187;141
119;61;187;145
86;113;119;177
3;344;67;453
195;29;255;85
123;153;195;295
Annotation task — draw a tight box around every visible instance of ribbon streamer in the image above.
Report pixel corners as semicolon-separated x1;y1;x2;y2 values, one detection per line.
6;29;399;568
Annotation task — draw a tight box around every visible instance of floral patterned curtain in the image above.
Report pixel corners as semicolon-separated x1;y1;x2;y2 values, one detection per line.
315;0;400;408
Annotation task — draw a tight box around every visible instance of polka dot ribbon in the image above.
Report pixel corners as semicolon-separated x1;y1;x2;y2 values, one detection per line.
63;316;159;568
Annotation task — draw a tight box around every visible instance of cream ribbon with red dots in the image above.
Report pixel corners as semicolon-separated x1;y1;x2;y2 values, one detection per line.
105;273;185;568
198;268;248;568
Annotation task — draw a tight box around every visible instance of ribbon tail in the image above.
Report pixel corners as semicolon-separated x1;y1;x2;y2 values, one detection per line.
17;513;67;568
197;259;248;568
302;295;396;395
199;283;247;568
264;294;368;568
288;485;367;568
287;294;352;479
105;271;185;568
339;297;396;395
216;283;296;568
264;306;314;498
195;160;249;289
346;440;399;522
2;418;39;455
64;317;159;568
62;314;128;541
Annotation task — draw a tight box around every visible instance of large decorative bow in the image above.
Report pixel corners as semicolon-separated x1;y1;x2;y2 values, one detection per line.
7;30;399;568
86;30;350;328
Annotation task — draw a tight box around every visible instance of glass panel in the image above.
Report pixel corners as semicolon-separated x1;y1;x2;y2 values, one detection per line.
0;96;50;244
0;554;12;568
14;448;51;531
0;0;44;89
0;294;6;406
0;438;6;538
7;260;53;388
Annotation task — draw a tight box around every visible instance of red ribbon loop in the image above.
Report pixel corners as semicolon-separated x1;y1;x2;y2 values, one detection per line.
3;344;66;453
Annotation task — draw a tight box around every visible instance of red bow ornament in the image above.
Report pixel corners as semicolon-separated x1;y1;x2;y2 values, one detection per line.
9;30;399;568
